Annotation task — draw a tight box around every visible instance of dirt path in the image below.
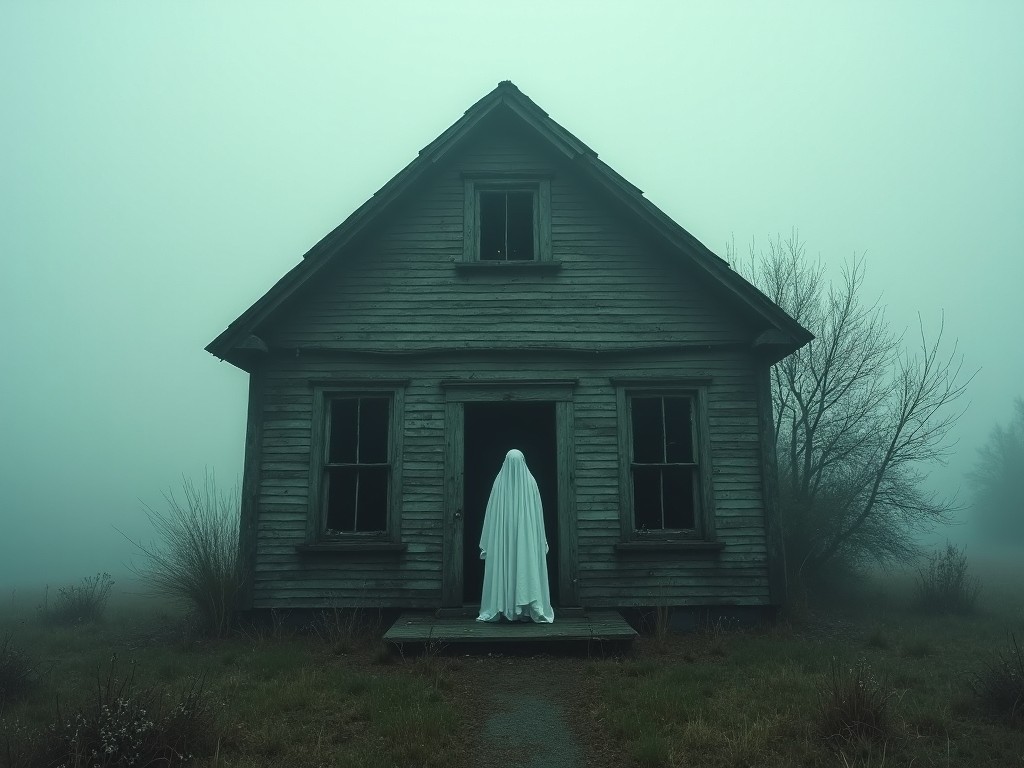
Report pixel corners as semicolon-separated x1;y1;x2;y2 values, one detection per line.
450;652;625;768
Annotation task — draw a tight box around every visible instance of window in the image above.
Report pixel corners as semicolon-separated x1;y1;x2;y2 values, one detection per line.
479;191;535;260
630;396;697;532
324;397;391;534
616;383;717;545
304;384;405;549
462;175;552;264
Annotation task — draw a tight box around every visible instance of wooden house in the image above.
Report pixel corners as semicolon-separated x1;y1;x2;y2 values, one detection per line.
207;81;812;618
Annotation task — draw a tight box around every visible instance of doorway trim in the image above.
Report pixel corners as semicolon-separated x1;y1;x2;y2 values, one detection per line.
440;379;578;608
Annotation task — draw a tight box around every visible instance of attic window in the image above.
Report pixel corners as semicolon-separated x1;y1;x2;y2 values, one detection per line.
480;191;534;261
462;176;552;265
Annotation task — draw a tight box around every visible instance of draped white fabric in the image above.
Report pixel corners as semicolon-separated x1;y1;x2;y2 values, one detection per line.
477;449;554;623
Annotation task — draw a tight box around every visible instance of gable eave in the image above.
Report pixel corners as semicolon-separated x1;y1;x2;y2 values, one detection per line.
207;81;812;364
574;152;814;350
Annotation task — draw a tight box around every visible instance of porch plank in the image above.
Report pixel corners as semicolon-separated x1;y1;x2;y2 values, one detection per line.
383;610;637;645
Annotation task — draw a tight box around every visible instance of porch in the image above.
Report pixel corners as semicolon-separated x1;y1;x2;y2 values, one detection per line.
383;610;637;647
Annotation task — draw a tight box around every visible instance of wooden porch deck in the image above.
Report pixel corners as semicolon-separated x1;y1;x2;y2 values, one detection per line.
383;610;637;645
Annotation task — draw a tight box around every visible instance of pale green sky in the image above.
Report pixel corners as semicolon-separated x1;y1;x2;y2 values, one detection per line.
2;2;1022;585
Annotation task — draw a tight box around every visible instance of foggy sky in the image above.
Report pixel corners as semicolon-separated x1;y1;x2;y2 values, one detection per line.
2;2;1022;587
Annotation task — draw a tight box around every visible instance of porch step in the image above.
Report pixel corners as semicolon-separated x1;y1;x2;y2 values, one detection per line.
383;610;637;645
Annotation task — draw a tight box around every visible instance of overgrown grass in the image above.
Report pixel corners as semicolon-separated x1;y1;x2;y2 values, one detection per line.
39;573;114;626
3;568;1023;768
816;657;897;745
590;579;1024;767
914;542;982;614
0;634;35;706
128;474;243;638
0;590;464;768
972;633;1024;724
3;656;215;767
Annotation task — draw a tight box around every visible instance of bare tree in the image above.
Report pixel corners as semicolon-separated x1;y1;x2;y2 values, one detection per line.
734;232;973;577
968;397;1024;542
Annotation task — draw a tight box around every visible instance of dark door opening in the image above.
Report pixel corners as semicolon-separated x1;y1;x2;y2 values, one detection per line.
463;401;558;606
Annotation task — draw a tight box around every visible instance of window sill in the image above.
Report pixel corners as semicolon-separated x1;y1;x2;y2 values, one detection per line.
455;261;562;275
615;540;724;553
296;542;407;554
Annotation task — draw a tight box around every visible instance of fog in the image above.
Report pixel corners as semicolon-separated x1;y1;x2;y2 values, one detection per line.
2;2;1022;589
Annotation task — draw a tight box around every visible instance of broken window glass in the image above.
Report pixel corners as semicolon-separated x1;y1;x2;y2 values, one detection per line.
324;397;390;534
630;396;698;532
479;191;535;261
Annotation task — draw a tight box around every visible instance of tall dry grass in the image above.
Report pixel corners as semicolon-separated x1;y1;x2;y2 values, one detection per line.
129;473;243;637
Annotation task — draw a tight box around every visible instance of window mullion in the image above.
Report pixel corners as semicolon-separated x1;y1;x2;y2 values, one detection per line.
353;399;361;531
503;193;509;261
659;468;666;530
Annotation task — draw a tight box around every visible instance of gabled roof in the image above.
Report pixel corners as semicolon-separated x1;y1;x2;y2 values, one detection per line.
207;81;812;365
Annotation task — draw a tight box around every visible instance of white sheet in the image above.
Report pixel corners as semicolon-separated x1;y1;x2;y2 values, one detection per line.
477;449;554;623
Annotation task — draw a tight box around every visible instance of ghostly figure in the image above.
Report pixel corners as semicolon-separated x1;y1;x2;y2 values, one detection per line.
477;449;555;623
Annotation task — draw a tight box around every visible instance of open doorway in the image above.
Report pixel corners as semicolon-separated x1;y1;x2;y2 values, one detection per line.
463;401;558;606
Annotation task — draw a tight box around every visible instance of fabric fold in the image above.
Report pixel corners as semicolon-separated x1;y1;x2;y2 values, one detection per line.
477;448;554;623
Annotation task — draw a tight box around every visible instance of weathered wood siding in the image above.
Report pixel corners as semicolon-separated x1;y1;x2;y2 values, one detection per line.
264;117;751;351
246;114;773;609
251;355;768;609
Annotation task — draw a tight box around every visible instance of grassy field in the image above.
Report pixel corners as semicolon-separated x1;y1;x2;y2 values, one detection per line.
1;570;1022;767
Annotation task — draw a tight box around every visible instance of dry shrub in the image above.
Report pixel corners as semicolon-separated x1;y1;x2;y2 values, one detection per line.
129;473;243;638
0;634;36;706
40;573;114;626
914;542;981;614
817;658;898;745
972;634;1024;724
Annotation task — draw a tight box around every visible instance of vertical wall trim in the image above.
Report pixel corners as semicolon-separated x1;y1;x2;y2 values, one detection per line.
441;402;465;607
756;366;788;606
238;370;265;611
556;400;580;607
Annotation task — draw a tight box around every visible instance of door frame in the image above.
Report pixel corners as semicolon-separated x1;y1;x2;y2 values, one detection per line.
441;379;579;608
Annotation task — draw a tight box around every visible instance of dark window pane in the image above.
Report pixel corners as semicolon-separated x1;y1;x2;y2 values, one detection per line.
359;398;389;463
662;467;696;530
664;397;694;463
328;399;358;464
632;466;662;531
479;192;506;261
505;192;534;260
325;467;357;533
631;398;664;463
356;467;389;532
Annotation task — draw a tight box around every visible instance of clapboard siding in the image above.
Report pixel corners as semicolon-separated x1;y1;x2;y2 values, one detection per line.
263;120;751;350
246;352;771;609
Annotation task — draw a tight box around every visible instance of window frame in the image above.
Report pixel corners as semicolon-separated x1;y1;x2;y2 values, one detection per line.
303;382;406;550
461;173;553;265
614;380;718;547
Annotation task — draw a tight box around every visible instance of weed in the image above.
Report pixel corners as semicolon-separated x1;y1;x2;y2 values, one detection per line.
310;606;381;654
372;642;396;665
972;633;1024;724
817;657;898;745
914;542;981;615
3;655;216;767
39;573;114;626
652;605;671;651
0;634;36;706
902;638;933;658
127;473;243;638
865;630;889;650
632;731;671;767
